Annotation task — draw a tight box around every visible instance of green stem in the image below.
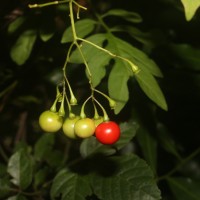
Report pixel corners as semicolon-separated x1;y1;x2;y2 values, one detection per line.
93;101;100;119
28;0;69;8
80;96;92;118
75;43;92;81
77;37;139;73
72;0;87;10
94;98;109;121
69;0;77;41
157;147;200;182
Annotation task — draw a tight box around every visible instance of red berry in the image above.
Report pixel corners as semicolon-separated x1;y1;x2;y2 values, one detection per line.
95;121;120;145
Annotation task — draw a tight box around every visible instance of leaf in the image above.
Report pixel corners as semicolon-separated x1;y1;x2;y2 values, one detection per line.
7;148;33;190
0;163;7;177
135;70;168;110
50;169;92;200
108;36;163;78
115;121;139;150
181;0;200;21
7;194;27;200
80;136;116;158
156;123;182;160
106;35;164;113
34;133;55;161
0;177;11;198
169;44;200;71
80;121;139;158
167;177;200;200
70;34;110;87
91;154;161;200
10;29;37;65
34;166;50;188
8;17;26;34
39;30;54;42
102;9;142;23
61;19;97;43
108;59;130;114
110;25;166;49
136;127;157;173
0;81;18;98
39;15;55;42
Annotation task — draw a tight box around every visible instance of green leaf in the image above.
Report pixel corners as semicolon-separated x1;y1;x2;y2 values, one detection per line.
8;17;26;34
115;121;139;150
34;133;55;161
34;166;50;188
156;123;182;160
181;0;200;21
135;70;168;110
0;163;7;177
0;177;11;199
108;59;130;114
136;127;157;173
50;169;92;200
10;29;37;65
39;30;54;42
7;148;33;190
169;44;200;71
7;194;27;200
39;15;55;42
102;9;142;23
80;136;116;158
61;19;97;43
91;154;161;200
167;177;200;200
70;34;109;87
108;36;163;78
110;25;166;49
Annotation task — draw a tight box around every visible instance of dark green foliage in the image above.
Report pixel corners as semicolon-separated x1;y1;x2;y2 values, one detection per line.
0;0;200;199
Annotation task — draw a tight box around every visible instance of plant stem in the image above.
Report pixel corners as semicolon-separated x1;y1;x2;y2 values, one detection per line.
94;98;109;121
157;147;200;182
77;37;139;73
28;0;69;8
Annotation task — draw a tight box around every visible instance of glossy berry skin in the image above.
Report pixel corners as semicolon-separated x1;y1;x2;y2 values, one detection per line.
62;116;80;139
74;118;95;138
95;121;120;145
39;110;63;133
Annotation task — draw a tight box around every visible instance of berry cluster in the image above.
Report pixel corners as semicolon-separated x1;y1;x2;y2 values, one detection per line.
36;0;121;145
39;110;120;145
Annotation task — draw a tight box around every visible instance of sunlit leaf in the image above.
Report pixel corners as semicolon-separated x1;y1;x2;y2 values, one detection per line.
70;34;109;86
7;149;33;190
61;19;97;43
181;0;200;21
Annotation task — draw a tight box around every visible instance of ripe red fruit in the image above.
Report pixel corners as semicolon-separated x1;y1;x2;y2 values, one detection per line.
95;121;120;145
